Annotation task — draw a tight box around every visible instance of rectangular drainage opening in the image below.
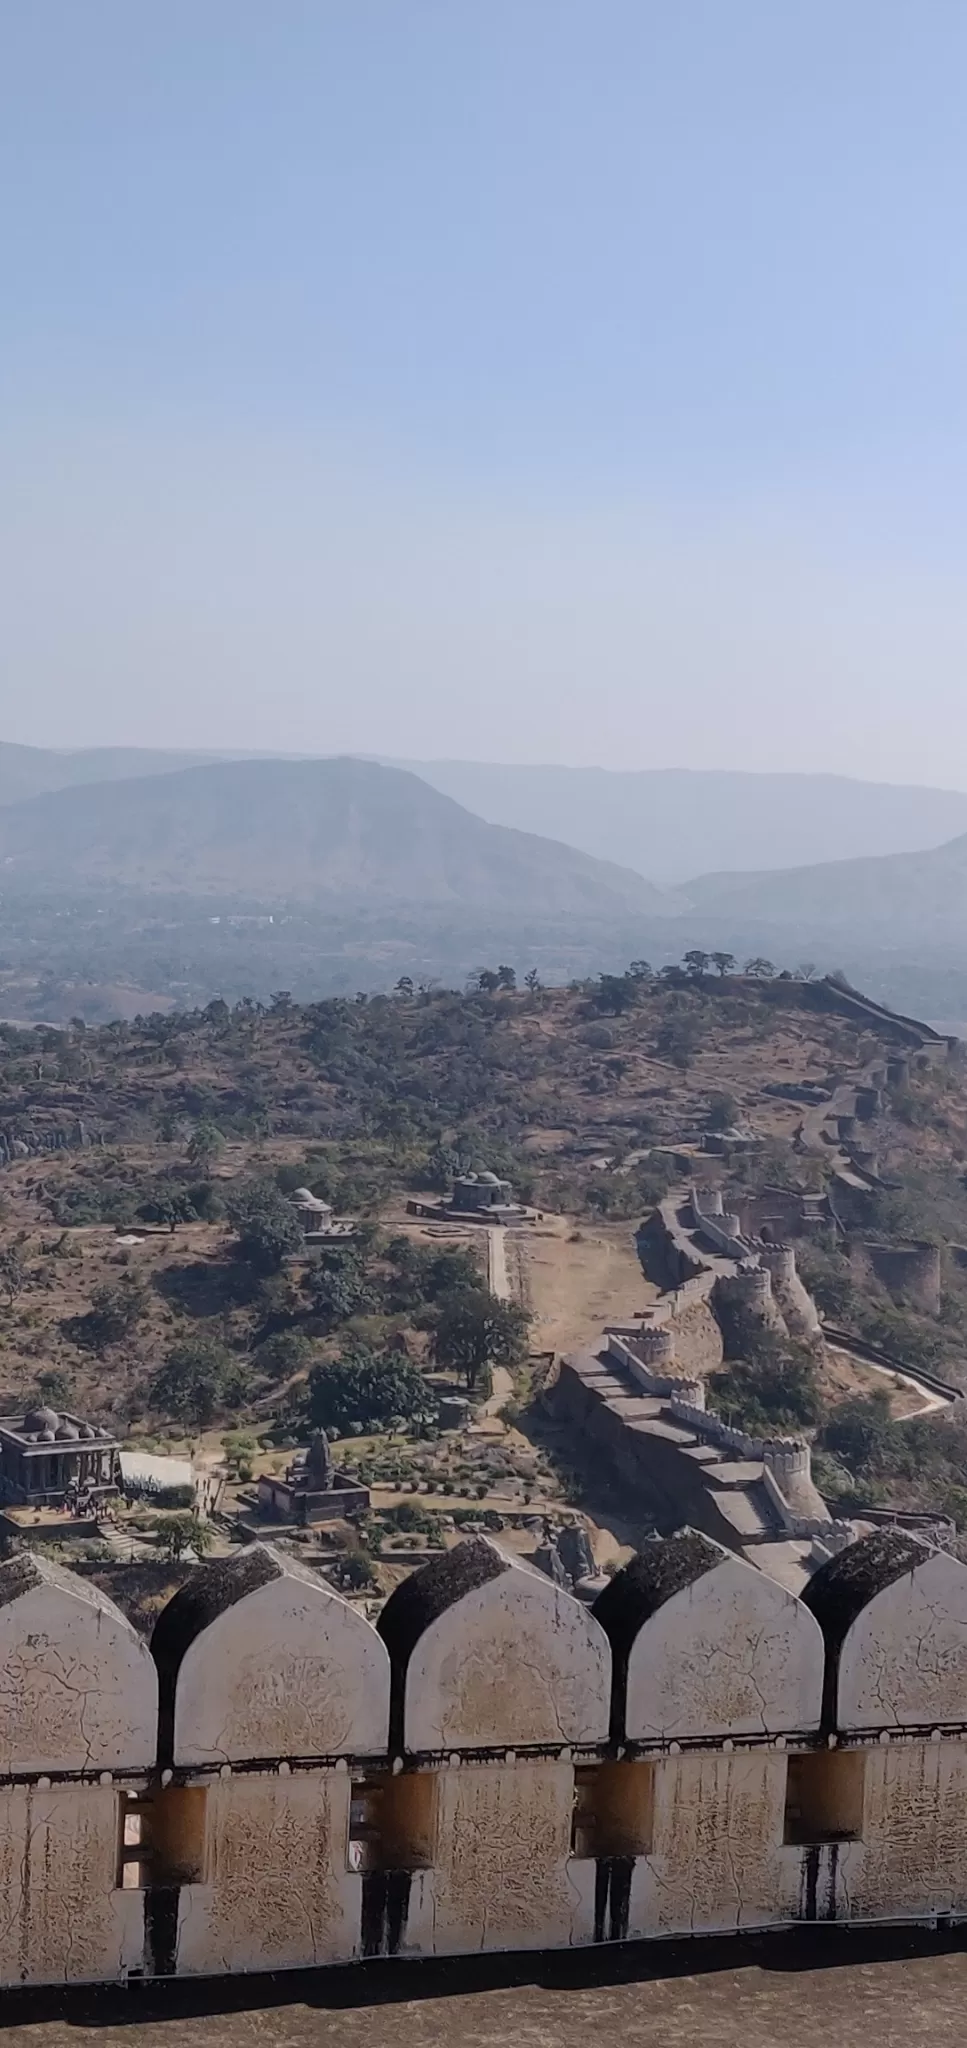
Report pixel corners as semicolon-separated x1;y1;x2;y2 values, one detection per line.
783;1752;865;1846
117;1787;209;1889
572;1762;655;1860
349;1773;438;1874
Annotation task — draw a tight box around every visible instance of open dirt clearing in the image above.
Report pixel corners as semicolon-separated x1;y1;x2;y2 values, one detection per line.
512;1217;656;1357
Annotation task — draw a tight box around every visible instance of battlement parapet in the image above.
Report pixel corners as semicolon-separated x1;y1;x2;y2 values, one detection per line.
4;1531;967;1982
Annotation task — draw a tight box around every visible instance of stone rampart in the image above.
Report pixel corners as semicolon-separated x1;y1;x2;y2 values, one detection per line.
7;1531;967;1981
757;1244;823;1342
689;1185;749;1261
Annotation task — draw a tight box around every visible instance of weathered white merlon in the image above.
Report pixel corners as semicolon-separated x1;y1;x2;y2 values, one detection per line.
3;1529;967;1984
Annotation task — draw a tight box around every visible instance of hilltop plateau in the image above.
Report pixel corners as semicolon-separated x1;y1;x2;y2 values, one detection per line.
1;964;967;1556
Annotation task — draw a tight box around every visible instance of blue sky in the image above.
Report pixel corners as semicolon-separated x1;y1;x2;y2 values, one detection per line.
2;3;966;778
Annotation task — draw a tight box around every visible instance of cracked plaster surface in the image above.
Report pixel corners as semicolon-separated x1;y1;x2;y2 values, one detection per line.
838;1555;967;1729
173;1578;390;1766
403;1572;610;1752
625;1556;823;1743
0;1581;156;1775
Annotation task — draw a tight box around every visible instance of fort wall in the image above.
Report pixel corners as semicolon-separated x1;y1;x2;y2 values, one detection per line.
4;1532;967;1984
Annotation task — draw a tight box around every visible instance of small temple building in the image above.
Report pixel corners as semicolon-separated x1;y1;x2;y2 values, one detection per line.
451;1170;514;1213
289;1187;335;1239
407;1167;522;1222
0;1404;120;1511
256;1431;370;1526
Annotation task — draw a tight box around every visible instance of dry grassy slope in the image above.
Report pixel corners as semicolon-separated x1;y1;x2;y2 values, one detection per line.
0;979;966;1447
0;981;884;1154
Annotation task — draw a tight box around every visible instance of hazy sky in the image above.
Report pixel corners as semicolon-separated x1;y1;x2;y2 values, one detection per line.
3;3;967;781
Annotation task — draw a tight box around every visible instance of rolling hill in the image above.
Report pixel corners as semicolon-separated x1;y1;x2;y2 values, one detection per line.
0;756;679;916
683;833;967;938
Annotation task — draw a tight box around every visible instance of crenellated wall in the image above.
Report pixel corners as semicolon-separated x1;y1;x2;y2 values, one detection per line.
5;1529;967;1986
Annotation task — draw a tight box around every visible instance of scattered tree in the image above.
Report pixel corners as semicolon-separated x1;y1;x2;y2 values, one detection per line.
153;1511;215;1562
707;1091;739;1133
656;1014;703;1074
304;1244;376;1330
137;1188;198;1232
305;1349;433;1434
69;1274;148;1354
227;1181;304;1274
149;1336;251;1427
708;1334;825;1434
255;1329;315;1382
0;1246;27;1308
431;1288;530;1391
35;1367;71;1407
593;973;638;1016
186;1123;224;1176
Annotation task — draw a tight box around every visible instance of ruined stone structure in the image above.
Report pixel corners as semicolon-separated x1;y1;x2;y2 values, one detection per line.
0;1119;99;1168
7;1528;967;1985
850;1241;943;1318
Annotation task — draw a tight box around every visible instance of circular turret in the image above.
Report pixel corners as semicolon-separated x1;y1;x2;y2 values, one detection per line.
762;1438;811;1484
759;1244;797;1288
636;1326;676;1368
718;1266;773;1313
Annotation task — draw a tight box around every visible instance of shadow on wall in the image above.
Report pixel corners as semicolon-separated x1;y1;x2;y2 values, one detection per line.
1;1528;967;1988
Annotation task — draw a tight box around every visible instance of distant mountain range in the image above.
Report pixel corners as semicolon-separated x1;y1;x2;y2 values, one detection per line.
3;739;967;961
0;756;677;917
5;744;967;888
683;833;967;939
395;760;967;886
0;741;221;809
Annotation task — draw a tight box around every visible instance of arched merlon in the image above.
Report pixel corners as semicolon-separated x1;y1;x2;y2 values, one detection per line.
151;1542;390;1767
803;1529;967;1730
378;1537;611;1753
593;1531;823;1744
0;1552;157;1775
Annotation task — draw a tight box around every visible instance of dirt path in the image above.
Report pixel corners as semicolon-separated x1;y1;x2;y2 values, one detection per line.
487;1225;510;1301
824;1343;954;1419
479;1364;514;1419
